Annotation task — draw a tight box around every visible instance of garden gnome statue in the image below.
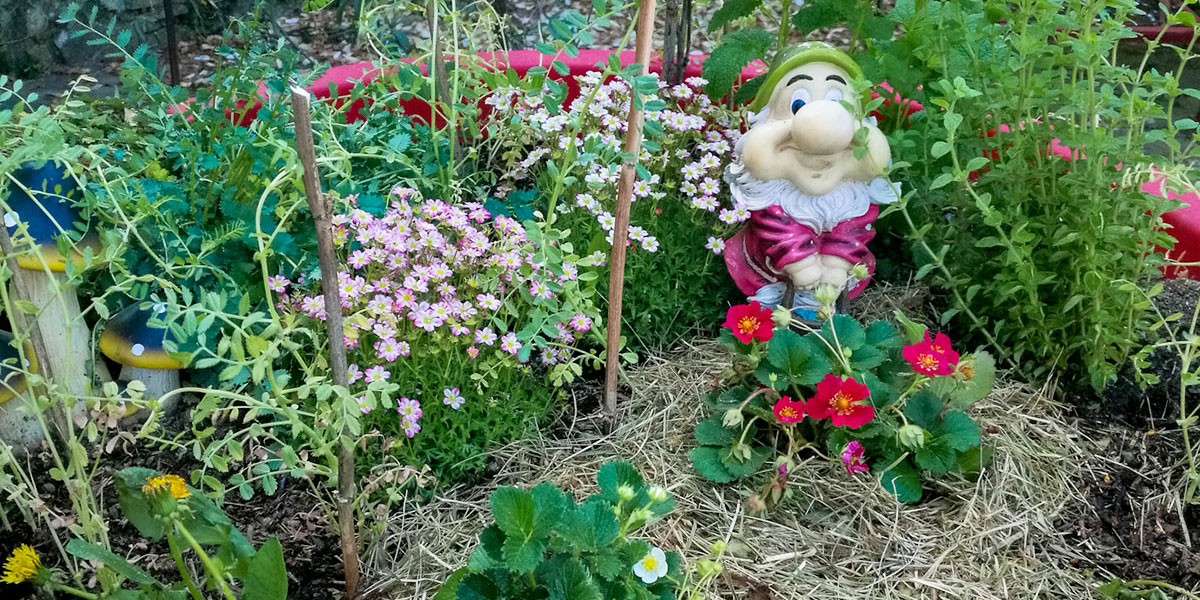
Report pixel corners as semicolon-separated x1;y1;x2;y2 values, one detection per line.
724;42;898;316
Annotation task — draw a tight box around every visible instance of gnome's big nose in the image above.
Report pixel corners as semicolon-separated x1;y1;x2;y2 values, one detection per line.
789;100;855;155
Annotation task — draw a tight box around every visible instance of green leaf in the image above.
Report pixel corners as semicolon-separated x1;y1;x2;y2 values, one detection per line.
587;547;625;580
721;445;771;478
708;0;765;32
933;410;980;451
114;468;165;539
821;314;865;349
755;361;790;390
458;573;504;600
767;330;832;385
560;499;620;551
690;446;735;482
242;538;287;600
949;352;996;408
468;526;506;571
903;390;944;430
954;445;994;476
501;535;546;573
66;539;159;586
491;487;536;540
543;556;602;600
864;320;900;348
914;438;957;473
703;28;774;100
433;568;468;600
596;461;645;503
880;459;922;503
693;415;736;446
930;173;954;190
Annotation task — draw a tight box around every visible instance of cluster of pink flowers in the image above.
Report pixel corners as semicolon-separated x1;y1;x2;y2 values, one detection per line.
485;72;744;256
274;187;599;439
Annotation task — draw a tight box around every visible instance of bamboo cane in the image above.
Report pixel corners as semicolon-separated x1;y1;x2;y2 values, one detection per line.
290;87;360;599
604;0;658;419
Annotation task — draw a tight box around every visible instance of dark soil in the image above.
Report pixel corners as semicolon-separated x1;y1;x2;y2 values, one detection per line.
1061;277;1200;591
0;402;343;599
1101;278;1200;427
1064;423;1200;589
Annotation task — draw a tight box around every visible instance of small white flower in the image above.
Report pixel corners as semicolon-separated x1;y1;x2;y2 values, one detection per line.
632;547;668;584
705;236;726;255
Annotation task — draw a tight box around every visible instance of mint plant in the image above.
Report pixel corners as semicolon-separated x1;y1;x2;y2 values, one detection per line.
438;462;684;600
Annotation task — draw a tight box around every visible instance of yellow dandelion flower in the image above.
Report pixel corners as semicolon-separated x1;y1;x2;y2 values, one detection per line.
2;544;41;584
142;474;190;499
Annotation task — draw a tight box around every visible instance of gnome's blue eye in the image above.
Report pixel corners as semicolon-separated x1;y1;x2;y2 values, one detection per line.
789;89;811;114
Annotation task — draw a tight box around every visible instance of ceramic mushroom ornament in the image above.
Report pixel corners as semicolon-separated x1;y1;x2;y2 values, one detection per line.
724;42;898;316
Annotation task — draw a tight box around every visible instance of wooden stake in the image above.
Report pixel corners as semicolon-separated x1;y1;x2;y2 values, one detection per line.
162;0;180;86
291;87;360;600
604;0;658;419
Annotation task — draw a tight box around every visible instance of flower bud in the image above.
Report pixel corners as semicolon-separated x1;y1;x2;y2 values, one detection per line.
813;285;840;307
709;540;727;555
696;559;722;578
647;486;669;503
722;408;744;428
851;263;870;281
897;424;927;449
617;485;635;501
772;305;793;328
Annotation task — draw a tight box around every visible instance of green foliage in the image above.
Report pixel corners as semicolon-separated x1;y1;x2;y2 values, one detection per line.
702;29;775;100
696;312;996;505
49;468;287;599
442;462;681;599
857;0;1200;392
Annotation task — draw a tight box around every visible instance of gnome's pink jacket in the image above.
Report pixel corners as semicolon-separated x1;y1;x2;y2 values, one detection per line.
724;204;879;299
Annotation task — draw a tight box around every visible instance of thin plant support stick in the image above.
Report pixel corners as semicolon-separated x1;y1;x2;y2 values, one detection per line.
604;0;657;418
291;87;360;600
162;0;181;85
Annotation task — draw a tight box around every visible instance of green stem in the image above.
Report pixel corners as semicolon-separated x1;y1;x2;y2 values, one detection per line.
175;523;238;600
167;534;205;600
49;582;99;600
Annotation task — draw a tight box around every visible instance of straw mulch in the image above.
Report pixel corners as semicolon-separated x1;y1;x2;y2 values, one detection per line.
362;307;1102;598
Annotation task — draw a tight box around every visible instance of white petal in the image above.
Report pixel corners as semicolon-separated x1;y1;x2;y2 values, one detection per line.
3;212;18;228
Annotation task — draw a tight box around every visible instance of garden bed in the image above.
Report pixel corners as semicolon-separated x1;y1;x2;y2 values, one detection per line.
366;338;1097;599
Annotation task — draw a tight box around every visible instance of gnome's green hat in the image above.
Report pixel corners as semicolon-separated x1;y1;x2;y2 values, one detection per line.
748;42;864;112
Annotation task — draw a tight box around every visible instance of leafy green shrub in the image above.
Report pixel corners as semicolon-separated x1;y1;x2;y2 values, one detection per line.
694;299;995;505
855;0;1199;391
438;462;723;600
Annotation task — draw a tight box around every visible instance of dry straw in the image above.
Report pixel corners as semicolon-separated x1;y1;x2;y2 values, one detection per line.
363;284;1099;599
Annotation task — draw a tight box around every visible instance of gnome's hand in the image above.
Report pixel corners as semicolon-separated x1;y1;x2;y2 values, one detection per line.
783;256;824;290
818;255;853;290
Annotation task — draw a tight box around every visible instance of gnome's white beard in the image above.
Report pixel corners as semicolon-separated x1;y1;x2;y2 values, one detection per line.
726;113;900;233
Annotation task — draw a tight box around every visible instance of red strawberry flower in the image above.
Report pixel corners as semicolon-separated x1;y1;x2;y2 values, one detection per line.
722;301;775;344
902;331;960;376
805;374;875;428
772;396;805;424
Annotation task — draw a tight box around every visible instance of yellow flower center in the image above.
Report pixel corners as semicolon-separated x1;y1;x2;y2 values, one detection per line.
832;392;856;415
737;316;760;335
778;406;799;420
918;353;939;370
2;544;41;584
641;556;658;571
